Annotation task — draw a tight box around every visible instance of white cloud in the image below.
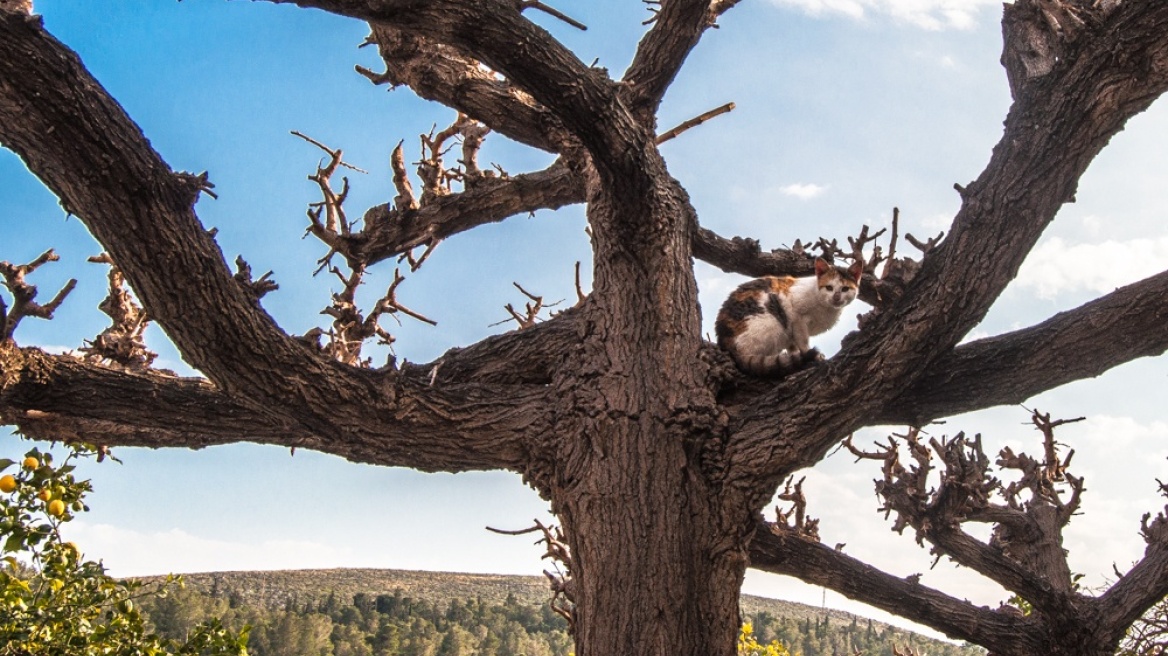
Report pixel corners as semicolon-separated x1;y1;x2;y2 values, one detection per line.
61;522;368;577
1080;214;1104;238
779;182;829;200
771;0;866;20
1015;235;1168;299
766;0;998;30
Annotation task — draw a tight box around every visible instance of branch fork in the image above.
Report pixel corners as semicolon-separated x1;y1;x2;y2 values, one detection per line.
0;249;77;343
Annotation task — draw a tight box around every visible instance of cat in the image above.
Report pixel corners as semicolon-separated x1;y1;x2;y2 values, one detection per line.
715;257;863;376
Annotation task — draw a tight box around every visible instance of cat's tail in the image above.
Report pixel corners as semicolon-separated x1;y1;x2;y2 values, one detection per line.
733;348;822;377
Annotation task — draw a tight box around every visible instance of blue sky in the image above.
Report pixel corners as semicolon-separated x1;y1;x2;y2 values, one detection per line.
4;0;1168;635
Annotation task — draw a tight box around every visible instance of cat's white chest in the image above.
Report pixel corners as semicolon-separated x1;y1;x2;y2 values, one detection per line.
803;305;841;336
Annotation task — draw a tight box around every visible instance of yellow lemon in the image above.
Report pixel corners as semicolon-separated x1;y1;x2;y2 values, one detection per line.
47;499;65;517
0;475;16;494
21;457;38;471
37;488;52;502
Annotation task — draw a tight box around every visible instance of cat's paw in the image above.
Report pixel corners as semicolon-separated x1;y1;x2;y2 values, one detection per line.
800;348;825;366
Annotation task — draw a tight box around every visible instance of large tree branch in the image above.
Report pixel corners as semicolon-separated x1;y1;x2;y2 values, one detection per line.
623;0;723;116
692;227;814;278
0;343;547;473
727;0;1168;501
878;268;1168;426
362;24;569;153
356;158;585;263
748;521;1039;653
401;304;584;387
269;0;652;186
925;524;1065;612
0;11;552;474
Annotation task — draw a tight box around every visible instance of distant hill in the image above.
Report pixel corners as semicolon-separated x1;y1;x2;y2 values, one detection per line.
152;567;982;655
166;568;552;611
166;566;838;619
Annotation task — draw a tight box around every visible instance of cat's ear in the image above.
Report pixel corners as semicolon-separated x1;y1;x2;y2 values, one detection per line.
814;257;831;277
847;260;864;282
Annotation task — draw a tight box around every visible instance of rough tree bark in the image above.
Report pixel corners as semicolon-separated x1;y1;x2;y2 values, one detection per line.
2;1;1168;655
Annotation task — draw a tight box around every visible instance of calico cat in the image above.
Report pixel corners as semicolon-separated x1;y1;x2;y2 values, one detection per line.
715;258;863;376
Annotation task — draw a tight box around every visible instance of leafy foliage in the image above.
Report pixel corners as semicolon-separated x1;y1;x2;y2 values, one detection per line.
0;443;249;655
738;622;792;656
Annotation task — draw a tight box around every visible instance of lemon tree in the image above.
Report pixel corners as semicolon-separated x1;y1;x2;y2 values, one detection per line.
0;442;249;655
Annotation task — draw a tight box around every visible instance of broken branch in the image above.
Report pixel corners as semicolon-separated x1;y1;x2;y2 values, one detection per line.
656;102;735;144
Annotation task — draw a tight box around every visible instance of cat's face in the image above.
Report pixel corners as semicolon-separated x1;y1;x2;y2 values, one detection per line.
814;259;863;308
818;273;858;308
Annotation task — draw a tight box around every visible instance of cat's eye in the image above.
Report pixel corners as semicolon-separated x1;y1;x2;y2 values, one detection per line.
825;285;834;291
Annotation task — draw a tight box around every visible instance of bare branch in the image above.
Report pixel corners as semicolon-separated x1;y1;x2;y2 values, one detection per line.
391;140;419;212
300;0;644;172
748;517;1037;652
79;254;157;372
0;249;77;342
573;261;586;306
358;158;585;265
360;25;568;153
1102;508;1168;645
488;518;576;631
493;281;568;330
232;255;279;303
517;0;586;31
904;231;944;254
772;476;819;542
691;226;817;278
401;304;585;386
656;102;735;144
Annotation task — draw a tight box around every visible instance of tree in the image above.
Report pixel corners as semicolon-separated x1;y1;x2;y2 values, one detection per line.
0;445;248;655
2;0;1168;655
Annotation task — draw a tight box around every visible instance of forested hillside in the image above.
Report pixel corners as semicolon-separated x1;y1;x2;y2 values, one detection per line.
136;569;983;656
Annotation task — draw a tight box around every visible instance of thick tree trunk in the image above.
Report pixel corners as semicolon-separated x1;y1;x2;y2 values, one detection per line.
538;150;746;655
559;453;746;656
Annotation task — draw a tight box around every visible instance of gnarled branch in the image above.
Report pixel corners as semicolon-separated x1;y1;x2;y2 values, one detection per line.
0;343;547;474
748;517;1036;653
362;24;569;153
